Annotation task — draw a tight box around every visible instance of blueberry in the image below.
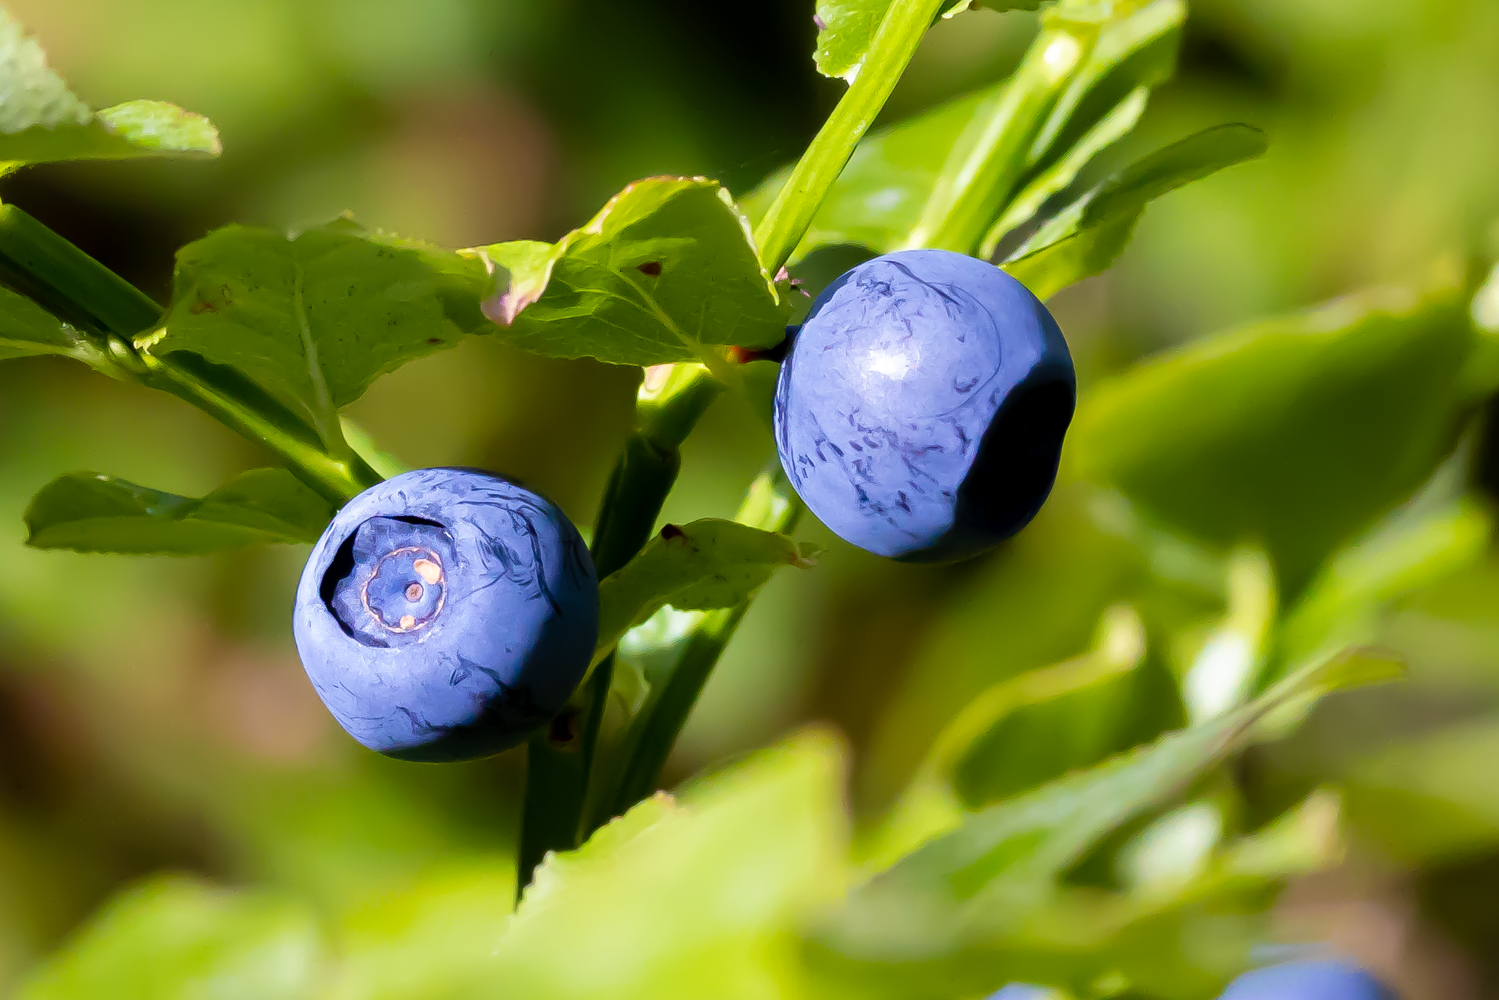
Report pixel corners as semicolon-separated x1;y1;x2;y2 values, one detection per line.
773;249;1075;562
293;468;598;762
1219;960;1397;1000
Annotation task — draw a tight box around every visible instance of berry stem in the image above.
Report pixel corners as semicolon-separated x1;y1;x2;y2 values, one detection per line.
591;467;803;831
753;0;950;276
516;0;949;891
0;202;376;504
516;365;722;895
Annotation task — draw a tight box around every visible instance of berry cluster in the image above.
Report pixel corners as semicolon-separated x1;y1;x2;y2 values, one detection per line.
295;250;1074;757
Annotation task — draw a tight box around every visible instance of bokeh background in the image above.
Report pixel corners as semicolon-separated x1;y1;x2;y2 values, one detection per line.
3;1;1499;996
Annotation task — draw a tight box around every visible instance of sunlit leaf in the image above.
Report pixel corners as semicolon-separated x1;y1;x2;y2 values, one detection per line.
153;219;489;449
16;877;324;1000
467;177;788;368
486;732;849;1000
0;283;93;361
24;468;334;554
0;11;219;173
812;1;1038;83
594;518;818;664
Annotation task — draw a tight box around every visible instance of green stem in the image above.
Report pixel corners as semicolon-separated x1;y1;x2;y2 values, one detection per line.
516;365;722;897
0;203;163;339
0;202;373;504
753;0;950;275
516;0;948;893
597;468;802;827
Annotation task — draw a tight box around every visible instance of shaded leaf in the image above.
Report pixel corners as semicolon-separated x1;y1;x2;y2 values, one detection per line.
468;177;788;367
1070;279;1481;591
16;876;323;1000
594;518;818;663
24;468;334;554
153;220;489;449
0;12;219;172
1004;123;1268;298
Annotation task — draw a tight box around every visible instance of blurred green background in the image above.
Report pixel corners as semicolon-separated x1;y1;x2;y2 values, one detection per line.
4;1;1499;997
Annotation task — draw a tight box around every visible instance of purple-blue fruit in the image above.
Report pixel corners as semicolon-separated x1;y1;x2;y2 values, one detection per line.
293;468;598;762
774;249;1074;562
1219;960;1397;1000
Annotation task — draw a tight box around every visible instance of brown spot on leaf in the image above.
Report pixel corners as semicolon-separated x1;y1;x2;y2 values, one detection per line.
427;338;443;345
637;261;662;277
659;523;686;541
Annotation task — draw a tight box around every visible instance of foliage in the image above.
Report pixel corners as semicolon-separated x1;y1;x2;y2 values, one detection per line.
2;0;1498;998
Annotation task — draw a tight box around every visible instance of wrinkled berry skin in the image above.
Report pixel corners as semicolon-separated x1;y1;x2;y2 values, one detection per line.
774;249;1074;562
1219;961;1397;1000
293;468;598;762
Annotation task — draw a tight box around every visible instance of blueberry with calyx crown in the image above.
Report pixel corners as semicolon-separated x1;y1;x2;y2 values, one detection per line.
293;467;598;762
773;249;1075;563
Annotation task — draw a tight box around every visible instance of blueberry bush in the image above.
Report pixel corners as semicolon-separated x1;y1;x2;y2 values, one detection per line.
2;1;1499;998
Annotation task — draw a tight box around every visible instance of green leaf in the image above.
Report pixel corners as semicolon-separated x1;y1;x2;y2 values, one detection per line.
0;11;219;173
1346;714;1499;863
153;220;490;451
817;647;1387;983
1070;278;1481;591
864;605;1149;870
467;177;788;368
492;732;849;1000
813;1;1036;83
16;876;324;1000
24;468;334;554
594;518;818;664
1276;499;1491;683
0;283;94;361
1003;123;1268;298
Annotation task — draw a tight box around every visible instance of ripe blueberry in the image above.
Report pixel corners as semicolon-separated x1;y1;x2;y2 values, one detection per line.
1219;960;1397;1000
774;249;1074;562
293;468;598;762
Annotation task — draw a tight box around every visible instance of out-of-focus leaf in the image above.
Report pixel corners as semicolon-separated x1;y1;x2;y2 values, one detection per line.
327;863;515;1000
24;468;334;554
1345;715;1499;863
16;876;324;1000
0;11;219;173
481;731;849;1000
812;1;1038;83
594;518;818;664
1276;499;1491;682
0;284;93;361
862;486;1152;810
815;648;1389;991
467;177;788;368
865;605;1148;871
1177;547;1276;726
153;220;489;450
1004;124;1267;298
1070;279;1482;591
